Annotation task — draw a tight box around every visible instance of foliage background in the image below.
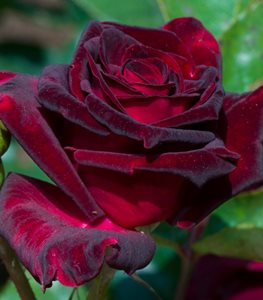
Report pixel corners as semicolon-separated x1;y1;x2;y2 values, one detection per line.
0;0;263;299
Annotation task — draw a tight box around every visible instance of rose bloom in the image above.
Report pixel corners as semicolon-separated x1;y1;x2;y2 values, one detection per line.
0;17;262;288
186;255;263;300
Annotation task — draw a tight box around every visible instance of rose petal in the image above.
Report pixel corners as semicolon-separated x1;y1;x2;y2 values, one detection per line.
152;82;223;128
0;173;156;288
84;46;126;112
0;74;104;222
85;93;215;148
71;139;238;187
103;21;193;63
99;27;139;66
102;72;144;97
122;57;169;85
172;86;263;226
163;17;221;73
0;71;16;84
38;64;109;136
70;21;103;100
223;86;263;191
65;139;238;228
122;44;184;92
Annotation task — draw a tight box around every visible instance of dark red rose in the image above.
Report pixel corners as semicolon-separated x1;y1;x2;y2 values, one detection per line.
186;255;263;300
0;18;262;288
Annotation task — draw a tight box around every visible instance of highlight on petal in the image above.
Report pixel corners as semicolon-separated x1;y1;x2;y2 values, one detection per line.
0;73;104;222
163;17;221;73
0;173;156;288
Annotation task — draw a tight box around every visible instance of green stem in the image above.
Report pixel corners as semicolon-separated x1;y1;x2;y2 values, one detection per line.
131;273;163;300
87;263;115;300
153;234;186;259
156;0;170;22
0;237;36;300
173;226;200;300
174;257;192;300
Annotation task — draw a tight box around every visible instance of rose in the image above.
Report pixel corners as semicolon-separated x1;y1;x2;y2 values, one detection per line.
186;255;263;300
0;18;263;288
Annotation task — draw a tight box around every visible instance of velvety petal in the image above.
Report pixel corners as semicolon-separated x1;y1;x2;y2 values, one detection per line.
223;87;263;191
85;94;215;149
68;140;238;228
102;72;144;97
123;95;195;124
122;57;169;85
0;173;156;288
70;21;103;100
0;71;16;84
84;46;125;112
78;165;186;228
172;86;263;227
152;82;223;128
71;139;238;187
38;64;109;136
0;74;104;222
122;44;184;92
103;21;193;63
99;27;139;66
163;17;221;73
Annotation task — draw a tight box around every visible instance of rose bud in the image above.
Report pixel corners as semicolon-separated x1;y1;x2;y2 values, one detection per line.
186;255;263;300
0;18;262;288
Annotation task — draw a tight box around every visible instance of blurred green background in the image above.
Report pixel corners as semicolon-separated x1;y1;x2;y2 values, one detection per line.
0;0;263;299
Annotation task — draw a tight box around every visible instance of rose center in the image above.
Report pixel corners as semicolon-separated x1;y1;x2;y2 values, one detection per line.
122;57;168;86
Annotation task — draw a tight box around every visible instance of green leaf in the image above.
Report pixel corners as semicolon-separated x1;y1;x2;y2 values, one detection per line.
73;0;163;27
221;2;263;92
0;122;10;185
0;121;10;156
0;161;4;186
195;189;263;261
194;226;263;261
213;189;263;227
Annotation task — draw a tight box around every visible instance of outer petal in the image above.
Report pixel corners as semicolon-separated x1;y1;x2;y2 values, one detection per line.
72;140;238;188
102;21;192;62
67;140;238;228
69;21;103;100
172;86;263;227
0;73;104;222
0;173;156;288
163;17;221;73
0;71;16;84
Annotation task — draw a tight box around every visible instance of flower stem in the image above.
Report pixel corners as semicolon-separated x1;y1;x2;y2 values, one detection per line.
156;0;170;22
153;234;186;259
0;237;36;300
174;256;192;300
174;225;202;300
87;263;115;300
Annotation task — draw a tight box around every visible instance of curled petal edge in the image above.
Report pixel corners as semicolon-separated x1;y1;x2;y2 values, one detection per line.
0;173;156;288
